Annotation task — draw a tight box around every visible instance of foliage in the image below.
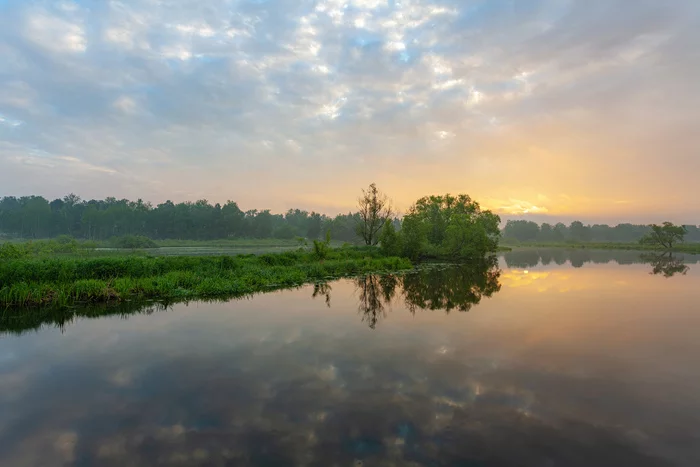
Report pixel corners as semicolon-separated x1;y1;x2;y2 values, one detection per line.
0;238;82;259
639;222;687;250
3;193;700;246
108;235;158;249
378;221;401;257
399;194;500;259
503;220;540;242
0;243;27;260
0;248;413;308
398;214;427;260
296;236;309;249
312;231;332;260
356;183;394;246
0;194;333;242
500;241;700;255
502;220;700;244
569;221;593;242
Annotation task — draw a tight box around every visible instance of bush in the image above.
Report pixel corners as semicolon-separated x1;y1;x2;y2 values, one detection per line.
109;235;158;249
0;243;28;260
312;231;332;260
55;235;76;245
379;221;401;257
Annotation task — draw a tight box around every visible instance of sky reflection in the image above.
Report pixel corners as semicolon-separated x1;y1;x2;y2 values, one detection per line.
0;250;699;466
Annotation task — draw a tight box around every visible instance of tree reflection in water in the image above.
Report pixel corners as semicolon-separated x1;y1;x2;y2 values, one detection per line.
640;253;690;278
312;282;333;307
503;248;698;272
349;257;502;328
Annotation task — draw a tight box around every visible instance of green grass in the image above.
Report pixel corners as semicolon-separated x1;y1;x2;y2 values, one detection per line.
0;237;357;258
0;248;412;308
500;241;700;254
154;238;316;247
151;238;351;256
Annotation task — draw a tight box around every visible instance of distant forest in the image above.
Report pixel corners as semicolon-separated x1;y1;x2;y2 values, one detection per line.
502;220;700;243
0;195;363;242
1;195;698;244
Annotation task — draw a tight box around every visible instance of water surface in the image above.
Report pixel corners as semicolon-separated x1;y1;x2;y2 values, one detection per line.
1;250;699;466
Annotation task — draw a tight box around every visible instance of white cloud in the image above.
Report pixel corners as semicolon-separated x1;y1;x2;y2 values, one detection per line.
113;96;138;114
25;9;86;53
0;113;23;127
0;0;697;219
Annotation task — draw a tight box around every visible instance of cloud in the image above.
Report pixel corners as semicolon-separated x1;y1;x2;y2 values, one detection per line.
0;113;23;127
0;0;698;222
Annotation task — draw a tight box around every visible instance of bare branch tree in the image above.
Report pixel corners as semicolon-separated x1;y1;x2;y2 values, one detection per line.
356;183;394;246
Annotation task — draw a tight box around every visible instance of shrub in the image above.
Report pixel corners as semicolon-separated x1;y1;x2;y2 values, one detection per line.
379;221;402;257
312;231;332;260
0;243;28;260
109;235;158;249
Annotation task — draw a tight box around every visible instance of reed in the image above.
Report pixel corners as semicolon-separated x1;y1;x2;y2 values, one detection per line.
0;249;412;308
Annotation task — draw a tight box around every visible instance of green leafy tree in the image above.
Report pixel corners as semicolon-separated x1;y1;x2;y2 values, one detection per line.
379;220;401;257
307;212;323;239
640;222;687;250
503;220;539;242
444;212;499;258
569;221;592;242
538;223;555;241
404;194;500;258
398;214;427;260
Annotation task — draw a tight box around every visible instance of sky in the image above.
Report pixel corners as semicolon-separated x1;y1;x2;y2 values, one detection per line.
0;0;698;224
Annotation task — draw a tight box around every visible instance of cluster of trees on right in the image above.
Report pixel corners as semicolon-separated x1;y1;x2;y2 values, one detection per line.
502;220;700;244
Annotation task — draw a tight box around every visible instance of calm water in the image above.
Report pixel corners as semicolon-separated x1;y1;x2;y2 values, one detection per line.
1;250;699;466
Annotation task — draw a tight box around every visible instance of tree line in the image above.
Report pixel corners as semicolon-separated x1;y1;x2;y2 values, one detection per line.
502;220;700;243
0;194;363;242
0;185;503;260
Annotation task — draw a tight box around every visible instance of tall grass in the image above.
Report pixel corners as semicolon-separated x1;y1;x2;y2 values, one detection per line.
0;249;412;308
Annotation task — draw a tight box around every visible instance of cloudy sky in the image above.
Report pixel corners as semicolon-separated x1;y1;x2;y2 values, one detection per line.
0;0;698;223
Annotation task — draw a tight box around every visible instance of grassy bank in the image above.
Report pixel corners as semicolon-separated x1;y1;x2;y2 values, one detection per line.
0;249;412;308
500;241;700;254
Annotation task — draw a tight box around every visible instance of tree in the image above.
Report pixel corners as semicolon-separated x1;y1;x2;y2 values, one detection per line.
404;194;500;258
538;223;555;241
379;220;401;256
503;220;539;242
553;222;568;241
356;183;393;246
569;221;592;242
307;212;322;239
399;214;426;260
640;222;687;250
